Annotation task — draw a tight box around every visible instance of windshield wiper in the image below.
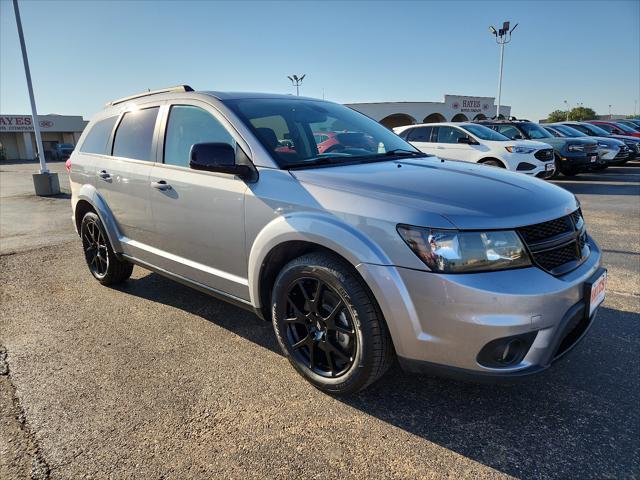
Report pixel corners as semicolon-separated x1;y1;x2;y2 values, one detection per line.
285;157;348;170
383;149;429;157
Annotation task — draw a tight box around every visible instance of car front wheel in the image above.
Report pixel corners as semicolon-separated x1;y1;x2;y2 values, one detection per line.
271;252;394;395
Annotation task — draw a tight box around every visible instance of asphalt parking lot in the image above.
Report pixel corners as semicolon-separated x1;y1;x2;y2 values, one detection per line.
1;160;639;479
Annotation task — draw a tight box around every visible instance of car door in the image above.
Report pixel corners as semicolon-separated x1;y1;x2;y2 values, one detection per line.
94;105;160;251
406;126;435;154
147;102;249;300
432;126;474;162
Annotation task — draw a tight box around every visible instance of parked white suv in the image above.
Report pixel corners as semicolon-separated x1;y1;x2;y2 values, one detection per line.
395;122;555;178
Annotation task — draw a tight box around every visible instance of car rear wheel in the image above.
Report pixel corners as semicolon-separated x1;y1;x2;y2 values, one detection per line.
271;252;394;395
80;212;133;285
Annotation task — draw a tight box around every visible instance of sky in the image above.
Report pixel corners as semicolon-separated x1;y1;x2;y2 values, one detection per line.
1;0;639;121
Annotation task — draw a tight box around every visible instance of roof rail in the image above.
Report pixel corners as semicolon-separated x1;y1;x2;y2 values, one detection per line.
106;85;194;106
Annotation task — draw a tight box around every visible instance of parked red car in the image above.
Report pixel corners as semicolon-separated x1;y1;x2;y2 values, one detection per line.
314;131;377;153
587;121;640;138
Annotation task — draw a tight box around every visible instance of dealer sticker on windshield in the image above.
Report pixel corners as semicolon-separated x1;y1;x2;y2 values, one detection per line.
587;269;607;317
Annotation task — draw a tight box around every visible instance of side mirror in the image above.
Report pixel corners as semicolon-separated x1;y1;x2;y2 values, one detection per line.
457;136;477;145
189;143;251;178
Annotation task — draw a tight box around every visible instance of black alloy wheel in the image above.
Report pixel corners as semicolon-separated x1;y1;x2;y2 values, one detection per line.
283;277;356;378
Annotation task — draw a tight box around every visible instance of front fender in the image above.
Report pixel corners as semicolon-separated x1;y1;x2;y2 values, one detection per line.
76;184;123;252
247;213;392;308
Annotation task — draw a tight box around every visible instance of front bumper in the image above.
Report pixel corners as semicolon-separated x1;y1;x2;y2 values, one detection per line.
558;150;600;170
357;236;602;379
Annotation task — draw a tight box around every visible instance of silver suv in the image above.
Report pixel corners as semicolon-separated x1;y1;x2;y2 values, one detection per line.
69;86;606;394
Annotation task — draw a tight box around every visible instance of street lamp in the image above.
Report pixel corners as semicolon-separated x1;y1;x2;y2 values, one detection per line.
287;74;306;96
609;104;612;119
12;0;60;195
489;21;518;119
564;100;570;121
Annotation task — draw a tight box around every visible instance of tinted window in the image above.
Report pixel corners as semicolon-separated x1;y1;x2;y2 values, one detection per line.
164;106;235;167
594;123;613;133
79;116;118;154
436;126;467;144
408;127;432;142
112;107;159;161
614;122;638;133
496;125;522;139
520;122;553;139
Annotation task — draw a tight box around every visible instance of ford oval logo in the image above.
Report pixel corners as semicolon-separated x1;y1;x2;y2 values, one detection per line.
39;120;53;128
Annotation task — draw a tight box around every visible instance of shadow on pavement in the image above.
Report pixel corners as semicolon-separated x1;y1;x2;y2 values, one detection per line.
118;271;640;479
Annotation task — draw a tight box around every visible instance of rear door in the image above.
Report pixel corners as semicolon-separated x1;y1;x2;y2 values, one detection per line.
94;105;160;251
147;101;249;299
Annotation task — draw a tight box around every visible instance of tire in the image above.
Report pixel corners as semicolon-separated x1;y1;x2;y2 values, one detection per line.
271;252;394;395
482;159;505;168
80;212;133;285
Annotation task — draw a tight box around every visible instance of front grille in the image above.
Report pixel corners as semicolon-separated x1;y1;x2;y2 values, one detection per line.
517;210;588;275
519;216;572;243
534;149;554;161
534;243;581;271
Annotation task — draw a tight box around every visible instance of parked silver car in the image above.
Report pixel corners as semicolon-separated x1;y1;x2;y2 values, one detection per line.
68;86;606;394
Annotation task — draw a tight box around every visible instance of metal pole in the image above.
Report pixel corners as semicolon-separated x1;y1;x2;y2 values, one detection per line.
296;83;299;96
496;40;504;118
13;0;48;174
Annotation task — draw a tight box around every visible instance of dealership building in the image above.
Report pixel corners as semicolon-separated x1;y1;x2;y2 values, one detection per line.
347;94;511;128
0;114;88;161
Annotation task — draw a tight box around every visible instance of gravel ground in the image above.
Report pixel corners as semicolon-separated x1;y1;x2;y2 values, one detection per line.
0;160;638;479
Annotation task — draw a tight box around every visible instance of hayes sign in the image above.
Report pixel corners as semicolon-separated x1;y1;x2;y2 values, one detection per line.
451;99;491;113
0;116;54;132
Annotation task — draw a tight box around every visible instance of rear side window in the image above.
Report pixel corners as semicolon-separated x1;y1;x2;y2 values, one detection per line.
408;127;432;142
164;105;235;167
112;107;159;161
79;116;118;154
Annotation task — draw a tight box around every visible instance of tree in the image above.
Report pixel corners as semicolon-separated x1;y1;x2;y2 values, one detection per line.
568;107;597;121
547;110;567;122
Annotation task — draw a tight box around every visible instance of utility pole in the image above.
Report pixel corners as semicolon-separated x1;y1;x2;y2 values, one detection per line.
287;74;306;96
13;0;60;195
489;21;518;119
609;104;612;119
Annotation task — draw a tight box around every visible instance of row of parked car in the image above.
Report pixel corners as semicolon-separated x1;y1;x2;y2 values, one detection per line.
394;118;640;178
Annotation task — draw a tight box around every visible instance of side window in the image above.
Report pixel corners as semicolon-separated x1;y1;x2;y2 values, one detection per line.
164;105;235;167
79;116;118;154
436;126;466;144
497;125;521;139
112;107;159;161
408;127;432;142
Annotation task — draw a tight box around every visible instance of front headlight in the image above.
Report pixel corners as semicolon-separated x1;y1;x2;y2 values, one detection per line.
397;225;532;273
505;145;536;154
567;144;585;152
597;142;610;148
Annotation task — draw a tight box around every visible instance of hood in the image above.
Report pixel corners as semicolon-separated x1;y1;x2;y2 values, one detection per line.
290;157;579;230
611;134;640;143
592;136;624;146
518;140;554;149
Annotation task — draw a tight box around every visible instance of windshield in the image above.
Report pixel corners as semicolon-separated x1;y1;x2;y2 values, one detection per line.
552;125;586;137
614;122;639;133
573;123;610;137
460;124;510;141
519;123;553;139
225;98;424;168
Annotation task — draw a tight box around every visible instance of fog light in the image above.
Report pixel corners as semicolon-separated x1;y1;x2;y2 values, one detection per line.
477;332;537;368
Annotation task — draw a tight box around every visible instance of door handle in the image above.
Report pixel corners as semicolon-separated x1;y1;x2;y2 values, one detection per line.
151;180;172;191
97;170;111;180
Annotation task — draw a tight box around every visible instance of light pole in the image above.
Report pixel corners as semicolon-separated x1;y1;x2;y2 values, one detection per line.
489;21;518;119
12;0;59;195
609;104;612;119
287;74;305;96
564;100;570;121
